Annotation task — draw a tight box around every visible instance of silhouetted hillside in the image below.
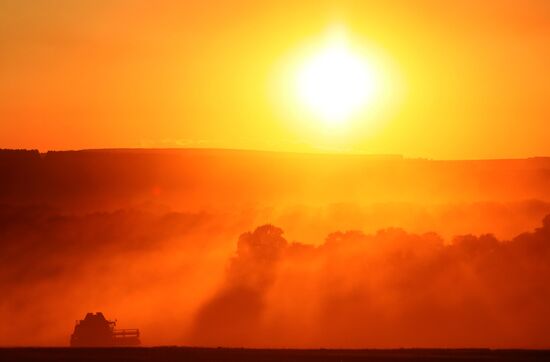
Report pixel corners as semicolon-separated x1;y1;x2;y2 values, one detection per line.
1;149;549;210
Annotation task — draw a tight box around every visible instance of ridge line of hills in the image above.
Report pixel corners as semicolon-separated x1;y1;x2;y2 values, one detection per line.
1;148;549;162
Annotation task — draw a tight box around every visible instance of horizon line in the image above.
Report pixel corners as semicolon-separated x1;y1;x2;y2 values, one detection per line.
1;147;550;162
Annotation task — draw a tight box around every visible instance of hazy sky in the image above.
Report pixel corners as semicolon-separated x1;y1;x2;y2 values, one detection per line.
1;0;549;158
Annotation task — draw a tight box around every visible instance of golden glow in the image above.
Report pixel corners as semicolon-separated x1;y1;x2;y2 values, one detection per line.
2;2;550;158
272;25;398;151
295;31;377;125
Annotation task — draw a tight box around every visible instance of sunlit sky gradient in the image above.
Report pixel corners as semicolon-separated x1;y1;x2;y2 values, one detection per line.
1;0;549;159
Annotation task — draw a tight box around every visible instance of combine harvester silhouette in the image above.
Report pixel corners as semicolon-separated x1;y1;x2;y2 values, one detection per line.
70;312;140;347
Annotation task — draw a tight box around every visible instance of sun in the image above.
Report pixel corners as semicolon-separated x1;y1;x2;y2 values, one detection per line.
295;30;377;125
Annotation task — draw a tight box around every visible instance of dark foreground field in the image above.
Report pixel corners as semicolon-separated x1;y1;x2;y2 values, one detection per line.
1;348;549;362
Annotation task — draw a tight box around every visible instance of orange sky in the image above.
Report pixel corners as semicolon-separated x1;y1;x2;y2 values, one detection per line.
1;0;549;159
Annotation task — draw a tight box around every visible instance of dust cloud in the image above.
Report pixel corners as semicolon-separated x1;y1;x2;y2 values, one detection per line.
1;149;549;347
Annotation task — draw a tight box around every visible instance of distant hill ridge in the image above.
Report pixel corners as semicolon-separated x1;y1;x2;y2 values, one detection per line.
2;147;549;162
1;148;549;211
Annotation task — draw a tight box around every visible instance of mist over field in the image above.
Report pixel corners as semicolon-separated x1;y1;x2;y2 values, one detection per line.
1;149;550;348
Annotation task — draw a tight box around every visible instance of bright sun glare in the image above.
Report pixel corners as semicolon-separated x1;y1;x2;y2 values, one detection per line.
296;30;377;125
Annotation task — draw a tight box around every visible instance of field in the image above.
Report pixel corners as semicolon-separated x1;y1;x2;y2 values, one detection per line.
1;348;550;362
